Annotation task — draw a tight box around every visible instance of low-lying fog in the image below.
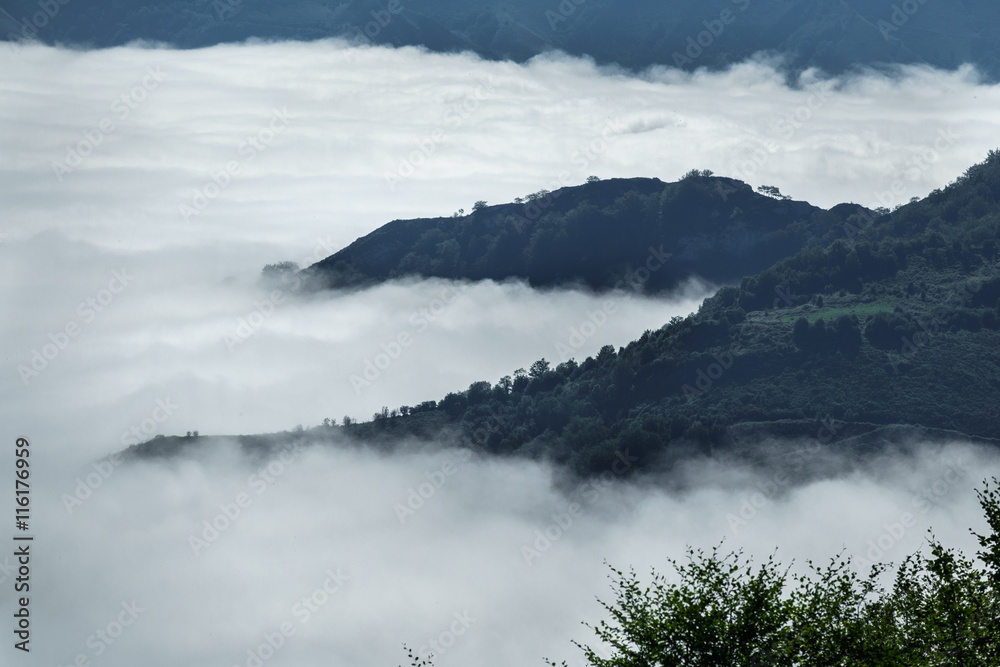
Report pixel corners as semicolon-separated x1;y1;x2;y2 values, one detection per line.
27;437;1000;667
3;39;1000;667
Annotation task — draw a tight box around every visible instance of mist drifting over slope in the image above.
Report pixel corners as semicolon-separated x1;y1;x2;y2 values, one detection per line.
2;40;1000;667
21;438;1000;667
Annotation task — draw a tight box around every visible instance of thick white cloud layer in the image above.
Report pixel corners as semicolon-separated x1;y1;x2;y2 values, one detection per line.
2;40;999;257
1;40;1000;667
16;439;1000;667
0;229;711;465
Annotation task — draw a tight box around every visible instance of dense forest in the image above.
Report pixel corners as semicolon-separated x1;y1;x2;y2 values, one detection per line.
303;151;1000;475
133;151;1000;478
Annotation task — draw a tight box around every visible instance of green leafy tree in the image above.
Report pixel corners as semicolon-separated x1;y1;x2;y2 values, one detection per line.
757;185;791;200
397;645;434;667
530;358;551;378
551;479;1000;667
548;548;796;667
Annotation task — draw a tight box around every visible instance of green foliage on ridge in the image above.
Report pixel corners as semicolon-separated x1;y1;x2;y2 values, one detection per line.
342;151;1000;475
306;175;856;293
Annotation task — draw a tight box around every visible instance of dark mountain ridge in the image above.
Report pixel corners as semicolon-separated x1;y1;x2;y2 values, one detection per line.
132;151;1000;476
3;0;1000;81
303;174;866;293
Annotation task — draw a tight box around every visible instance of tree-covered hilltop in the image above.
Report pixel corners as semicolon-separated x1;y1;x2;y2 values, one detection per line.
5;0;1000;81
335;151;1000;474
125;152;1000;474
304;174;864;293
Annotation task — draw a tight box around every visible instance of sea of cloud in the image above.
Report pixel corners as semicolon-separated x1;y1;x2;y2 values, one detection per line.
2;40;999;256
19;437;1000;667
2;39;1000;667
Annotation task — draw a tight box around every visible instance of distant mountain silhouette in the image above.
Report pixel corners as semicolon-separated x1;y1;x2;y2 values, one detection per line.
303;174;866;293
3;0;999;80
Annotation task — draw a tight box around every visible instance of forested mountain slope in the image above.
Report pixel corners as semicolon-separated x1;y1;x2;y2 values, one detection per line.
132;153;1000;476
330;151;1000;473
304;175;865;293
